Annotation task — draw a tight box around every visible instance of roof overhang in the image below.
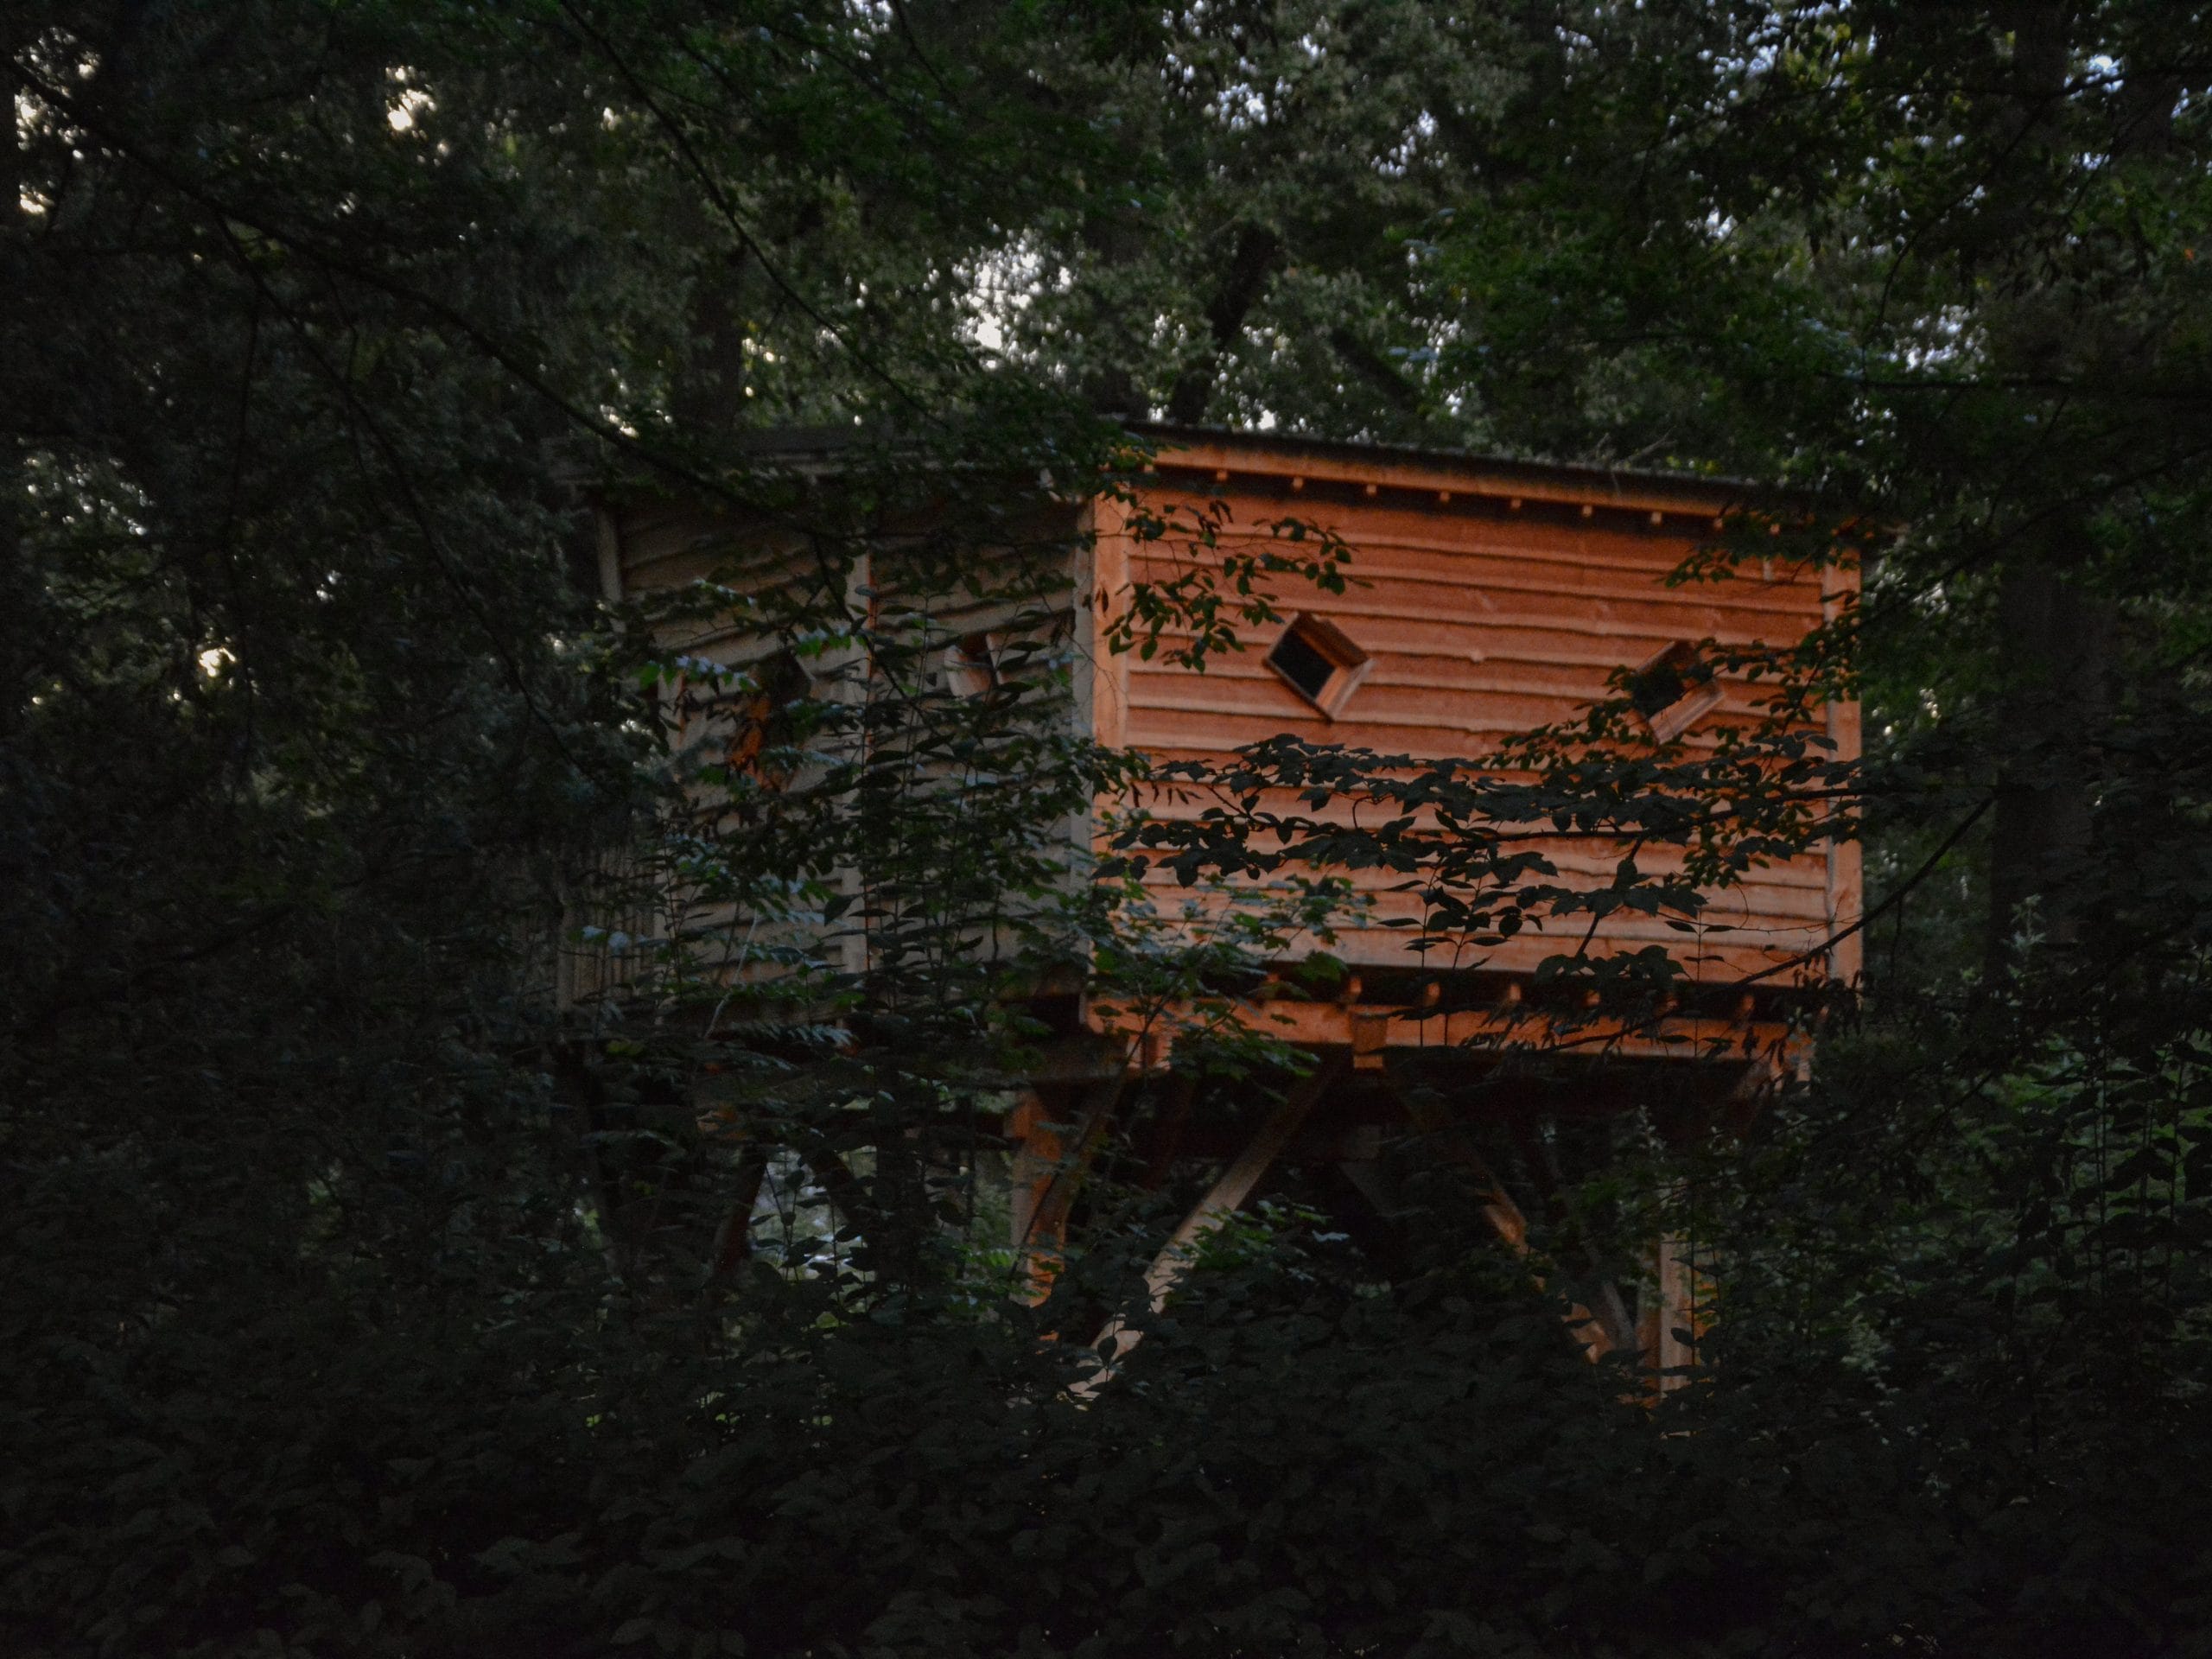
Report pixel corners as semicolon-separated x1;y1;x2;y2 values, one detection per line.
1125;422;1806;524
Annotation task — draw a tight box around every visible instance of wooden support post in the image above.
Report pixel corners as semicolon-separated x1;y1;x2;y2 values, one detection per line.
1007;1091;1054;1267
1650;1230;1700;1390
707;1144;770;1285
1349;1007;1391;1071
1009;1072;1127;1303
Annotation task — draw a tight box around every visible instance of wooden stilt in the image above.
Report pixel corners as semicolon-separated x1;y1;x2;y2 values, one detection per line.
1007;1091;1055;1268
1652;1230;1699;1389
1009;1072;1128;1302
707;1144;770;1284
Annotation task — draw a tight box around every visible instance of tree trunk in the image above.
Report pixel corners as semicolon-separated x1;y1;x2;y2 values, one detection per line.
1981;4;2123;971
1986;550;2112;965
1165;225;1282;424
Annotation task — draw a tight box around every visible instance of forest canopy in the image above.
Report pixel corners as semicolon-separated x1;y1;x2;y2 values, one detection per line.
8;4;2212;1656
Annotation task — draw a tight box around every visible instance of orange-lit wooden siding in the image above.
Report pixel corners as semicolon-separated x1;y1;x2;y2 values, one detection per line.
1093;439;1859;988
602;435;1863;998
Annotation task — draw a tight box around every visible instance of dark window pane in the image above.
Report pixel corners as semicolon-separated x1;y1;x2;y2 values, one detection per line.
1268;626;1338;702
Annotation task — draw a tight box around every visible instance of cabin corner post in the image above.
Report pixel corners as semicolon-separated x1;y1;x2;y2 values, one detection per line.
1077;492;1132;756
1822;556;1865;990
1007;1070;1130;1305
594;504;626;605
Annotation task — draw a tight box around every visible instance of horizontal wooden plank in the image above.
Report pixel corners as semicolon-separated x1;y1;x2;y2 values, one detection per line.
1123;579;1831;654
1126;628;1813;684
1115;828;1834;896
1325;520;1826;594
1120;688;1829;743
1127;874;1833;936
1123;858;1830;915
1112;919;1829;977
1122;679;1796;735
1087;992;1811;1066
1135;490;1832;592
1125;704;1688;753
1143;527;1821;599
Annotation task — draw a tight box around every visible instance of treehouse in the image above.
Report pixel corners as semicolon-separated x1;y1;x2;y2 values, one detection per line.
594;425;1860;1370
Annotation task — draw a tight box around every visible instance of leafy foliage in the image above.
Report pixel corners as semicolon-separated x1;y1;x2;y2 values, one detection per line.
10;3;2212;1657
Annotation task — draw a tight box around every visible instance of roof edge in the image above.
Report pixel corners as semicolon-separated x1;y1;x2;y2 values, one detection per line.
585;422;1816;518
1126;423;1796;514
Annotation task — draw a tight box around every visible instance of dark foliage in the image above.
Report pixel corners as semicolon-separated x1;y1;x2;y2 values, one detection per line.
10;3;2212;1656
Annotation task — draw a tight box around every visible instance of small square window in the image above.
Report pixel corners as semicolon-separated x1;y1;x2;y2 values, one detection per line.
721;651;811;782
1265;613;1372;719
945;632;1001;697
1630;641;1724;743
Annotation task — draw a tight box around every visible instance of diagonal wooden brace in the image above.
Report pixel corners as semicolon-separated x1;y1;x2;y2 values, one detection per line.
1140;1051;1351;1312
1389;1070;1629;1362
1077;1053;1350;1392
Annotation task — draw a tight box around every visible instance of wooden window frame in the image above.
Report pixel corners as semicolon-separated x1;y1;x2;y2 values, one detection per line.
944;631;1001;698
1265;613;1373;720
723;650;811;788
1633;641;1725;744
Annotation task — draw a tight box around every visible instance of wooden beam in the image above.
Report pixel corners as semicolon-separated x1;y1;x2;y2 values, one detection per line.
1077;1054;1349;1392
1084;995;1805;1071
1387;1070;1625;1362
1145;435;1752;521
1140;1053;1350;1312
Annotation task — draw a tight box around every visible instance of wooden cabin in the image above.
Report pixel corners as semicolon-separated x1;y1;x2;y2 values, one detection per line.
599;425;1860;1370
